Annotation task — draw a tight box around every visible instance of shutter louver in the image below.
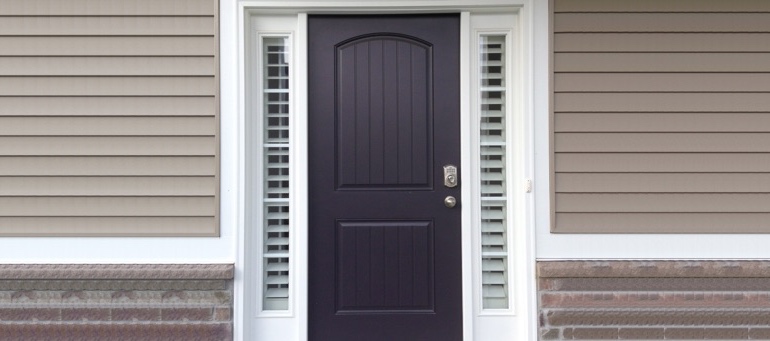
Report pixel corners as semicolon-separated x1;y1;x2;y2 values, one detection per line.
479;35;510;310
262;37;290;311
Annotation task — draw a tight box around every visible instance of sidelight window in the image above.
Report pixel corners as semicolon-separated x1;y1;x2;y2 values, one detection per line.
260;36;291;311
479;34;510;310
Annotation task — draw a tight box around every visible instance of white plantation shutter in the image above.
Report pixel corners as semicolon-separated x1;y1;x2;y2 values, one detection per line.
479;35;510;309
262;37;290;311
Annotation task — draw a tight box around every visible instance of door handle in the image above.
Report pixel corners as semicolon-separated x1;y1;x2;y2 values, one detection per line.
444;196;457;208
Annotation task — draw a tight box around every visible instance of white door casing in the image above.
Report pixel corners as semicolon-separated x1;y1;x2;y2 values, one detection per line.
235;1;537;340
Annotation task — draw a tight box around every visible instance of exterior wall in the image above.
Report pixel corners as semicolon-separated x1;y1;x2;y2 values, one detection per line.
0;264;233;341
550;0;770;233
0;0;220;236
0;0;239;339
539;261;770;340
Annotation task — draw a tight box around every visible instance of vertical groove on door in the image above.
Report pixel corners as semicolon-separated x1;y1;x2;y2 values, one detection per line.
336;221;434;311
370;40;385;184
337;37;432;189
397;42;414;184
383;39;400;184
355;42;370;185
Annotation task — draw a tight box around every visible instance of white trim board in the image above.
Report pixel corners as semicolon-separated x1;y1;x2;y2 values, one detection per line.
240;2;536;341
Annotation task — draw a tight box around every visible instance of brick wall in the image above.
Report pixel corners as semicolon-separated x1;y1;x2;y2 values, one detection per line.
0;264;233;341
539;261;770;340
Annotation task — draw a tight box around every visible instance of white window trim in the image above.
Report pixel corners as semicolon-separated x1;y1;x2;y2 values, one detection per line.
237;2;537;341
470;14;519;315
252;31;294;315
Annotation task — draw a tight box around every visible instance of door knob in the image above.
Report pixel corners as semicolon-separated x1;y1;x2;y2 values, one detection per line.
444;196;457;208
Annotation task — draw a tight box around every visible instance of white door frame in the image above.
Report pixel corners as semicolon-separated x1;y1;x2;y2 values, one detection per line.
233;1;537;340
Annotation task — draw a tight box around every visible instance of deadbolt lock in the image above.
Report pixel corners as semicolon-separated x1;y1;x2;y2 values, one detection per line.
443;165;458;188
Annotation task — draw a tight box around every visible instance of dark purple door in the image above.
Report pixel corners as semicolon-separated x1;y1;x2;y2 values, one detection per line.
308;15;461;341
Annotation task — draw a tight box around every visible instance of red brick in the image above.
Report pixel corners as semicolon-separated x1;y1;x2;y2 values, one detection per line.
162;290;188;302
541;328;560;339
62;308;110;321
704;328;749;339
10;291;36;302
547;309;770;326
538;261;770;278
551;277;770;291
666;328;705;339
749;328;770;339
619;328;664;339
112;308;161;321
540;292;770;309
61;290;87;302
161;307;212;321
563;328;618;339
0;308;59;321
539;278;556;291
0;323;232;341
213;307;231;321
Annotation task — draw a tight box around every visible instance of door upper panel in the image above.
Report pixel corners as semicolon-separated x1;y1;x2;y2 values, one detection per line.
336;35;433;190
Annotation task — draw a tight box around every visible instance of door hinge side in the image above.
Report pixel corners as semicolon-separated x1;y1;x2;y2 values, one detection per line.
525;179;532;193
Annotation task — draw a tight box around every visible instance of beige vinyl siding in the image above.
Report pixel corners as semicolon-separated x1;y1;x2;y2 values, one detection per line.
0;97;216;116
552;0;770;233
0;0;218;236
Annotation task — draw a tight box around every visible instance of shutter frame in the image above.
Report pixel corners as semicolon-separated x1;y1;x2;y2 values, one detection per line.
261;36;291;311
479;35;510;310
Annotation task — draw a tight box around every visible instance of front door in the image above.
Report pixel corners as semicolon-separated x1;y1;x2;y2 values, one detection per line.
308;15;462;341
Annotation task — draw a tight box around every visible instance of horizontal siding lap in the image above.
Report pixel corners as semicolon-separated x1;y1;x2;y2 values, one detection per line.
0;77;216;96
0;97;216;116
557;173;770;193
0;217;216;236
0;137;216;156
557;193;770;213
554;13;770;32
554;33;770;52
0;17;216;36
555;133;770;152
0;117;216;136
0;57;216;76
555;73;770;92
0;0;217;16
0;177;216;196
555;53;770;72
0;1;219;236
0;197;216;216
552;1;770;233
0;157;215;176
0;37;216;56
554;0;770;13
555;113;770;132
556;153;770;173
555;93;770;112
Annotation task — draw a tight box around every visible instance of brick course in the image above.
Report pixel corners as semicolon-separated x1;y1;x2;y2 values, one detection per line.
539;261;770;340
0;264;233;341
